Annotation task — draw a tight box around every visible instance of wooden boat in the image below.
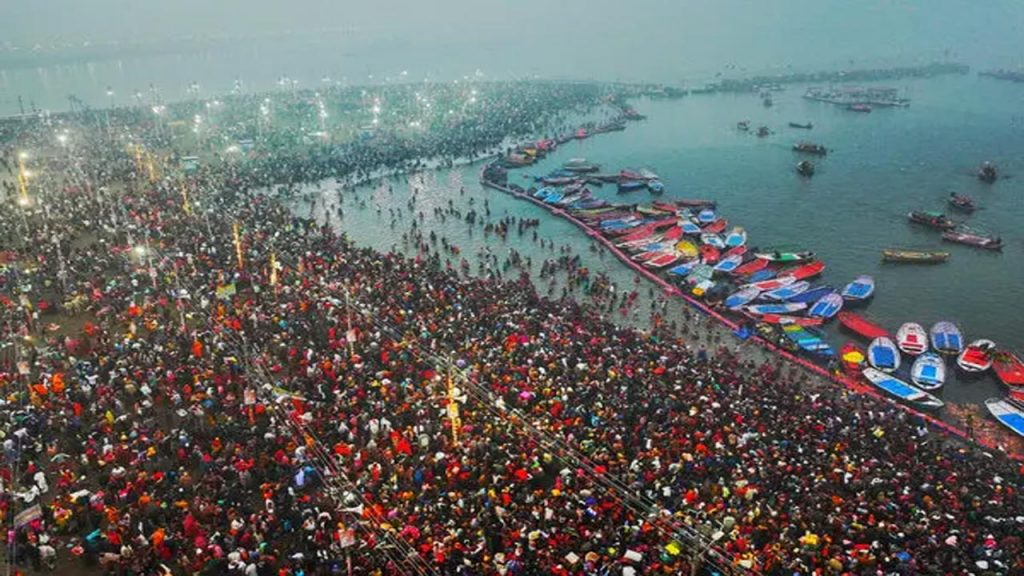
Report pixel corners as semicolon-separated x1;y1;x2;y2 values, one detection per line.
618;180;647;193
745;302;808;315
700;233;726;249
985;398;1024;437
796;160;815;177
691;279;716;297
957;339;996;373
947;192;976;213
941;231;1003;251
699;244;720;264
732;258;769;277
862;368;944;409
930;321;964;355
674;240;699;260
896;322;928;356
667;262;697;277
754;314;824;327
907;210;956;230
782;324;834;357
702;218;728;234
993;351;1024;388
882;250;950;264
838;312;890;340
978;162;998;183
674;199;717;208
840;342;866;374
685;264;715;285
746;268;777;283
755;250;815;263
789;122;814;130
563;158;600;173
680;221;702;235
868;337;901;372
712;254;744;275
761;281;811;301
784;260;826;281
745;275;796;292
724;227;747;248
793;142;828;156
646;253;682;269
725;286;761;309
848;104;873;113
723;245;747;258
787;285;835;305
911;353;946;390
808;292;843;320
840;275;875;301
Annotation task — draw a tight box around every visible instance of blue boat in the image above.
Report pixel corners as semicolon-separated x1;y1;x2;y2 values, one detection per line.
841;275;876;301
762;281;810;301
618;180;646;192
782;324;835;357
986;398;1024;438
697;209;716;224
533;187;555;199
668;262;697;276
745;302;808;315
808;292;844;319
868;336;901;372
724;286;760;309
680;221;702;235
863;368;944;409
911;353;946;390
746;268;777;283
930;321;964;355
647;180;665;194
712;254;743;274
785;285;834;304
724;227;747;248
543;192;564;204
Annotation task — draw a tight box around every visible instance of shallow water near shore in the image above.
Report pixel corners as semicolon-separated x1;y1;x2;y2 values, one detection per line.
298;73;1024;409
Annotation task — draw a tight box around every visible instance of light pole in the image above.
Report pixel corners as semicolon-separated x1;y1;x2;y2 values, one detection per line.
105;88;115;137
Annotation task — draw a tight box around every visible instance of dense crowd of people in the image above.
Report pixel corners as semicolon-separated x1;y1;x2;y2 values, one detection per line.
0;81;1022;576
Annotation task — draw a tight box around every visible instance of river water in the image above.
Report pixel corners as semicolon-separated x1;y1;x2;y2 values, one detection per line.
292;73;1024;408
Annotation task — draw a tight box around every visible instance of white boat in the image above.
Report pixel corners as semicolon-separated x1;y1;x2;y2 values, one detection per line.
957;339;996;373
868;337;901;372
896;322;928;356
986;398;1024;437
930;321;964;355
911;353;946;390
863;368;944;409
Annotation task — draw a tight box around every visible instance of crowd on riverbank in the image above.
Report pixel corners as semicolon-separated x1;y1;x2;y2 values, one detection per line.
1;81;1023;576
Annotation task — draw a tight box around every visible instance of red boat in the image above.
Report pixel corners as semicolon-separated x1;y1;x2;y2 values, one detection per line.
993;351;1024;388
700;244;721;264
702;218;728;234
784;260;825;281
724;245;748;258
732;258;769;277
837;312;891;340
756;314;824;327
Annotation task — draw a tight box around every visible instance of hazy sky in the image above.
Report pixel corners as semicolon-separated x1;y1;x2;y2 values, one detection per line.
1;0;1022;110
